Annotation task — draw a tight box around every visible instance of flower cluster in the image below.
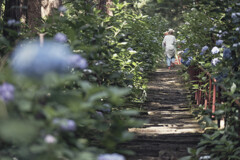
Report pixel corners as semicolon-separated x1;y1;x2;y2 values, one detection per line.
53;118;76;131
211;58;220;66
54;33;68;43
7;19;20;26
97;153;125;160
11;40;88;77
0;83;15;102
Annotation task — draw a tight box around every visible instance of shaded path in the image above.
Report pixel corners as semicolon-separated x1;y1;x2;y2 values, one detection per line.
125;66;203;160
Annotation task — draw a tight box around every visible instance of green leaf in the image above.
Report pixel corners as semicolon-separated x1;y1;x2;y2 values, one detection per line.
178;156;192;160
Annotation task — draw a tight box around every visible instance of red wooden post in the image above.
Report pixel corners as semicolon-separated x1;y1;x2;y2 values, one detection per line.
204;90;208;109
212;84;216;118
198;87;202;105
209;79;212;107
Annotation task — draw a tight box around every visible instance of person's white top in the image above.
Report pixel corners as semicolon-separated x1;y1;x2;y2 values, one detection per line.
162;35;176;48
162;35;176;58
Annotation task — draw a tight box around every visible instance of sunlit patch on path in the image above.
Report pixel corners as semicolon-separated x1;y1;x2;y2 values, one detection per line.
125;66;203;160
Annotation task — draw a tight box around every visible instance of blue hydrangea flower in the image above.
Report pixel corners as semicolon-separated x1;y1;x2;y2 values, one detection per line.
200;52;204;56
68;54;88;69
216;40;224;46
226;7;232;12
236;27;240;32
183;48;189;53
181;40;186;44
54;33;68;43
127;47;133;51
201;46;208;53
97;153;125;160
222;31;228;36
232;13;237;19
53;118;76;131
58;6;67;13
11;40;75;77
211;58;220;66
7;19;16;26
211;46;220;54
223;48;231;59
60;119;76;131
0;83;15;102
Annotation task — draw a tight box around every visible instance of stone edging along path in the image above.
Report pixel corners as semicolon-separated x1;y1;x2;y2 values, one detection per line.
124;66;203;160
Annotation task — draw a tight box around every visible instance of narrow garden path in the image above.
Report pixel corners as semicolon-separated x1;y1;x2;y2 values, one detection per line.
125;66;203;160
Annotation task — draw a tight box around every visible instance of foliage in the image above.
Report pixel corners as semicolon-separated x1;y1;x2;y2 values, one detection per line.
0;1;168;159
178;0;240;159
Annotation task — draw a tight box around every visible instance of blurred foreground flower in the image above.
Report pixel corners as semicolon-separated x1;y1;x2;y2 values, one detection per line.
11;40;87;77
68;54;88;69
0;83;15;102
97;153;125;160
54;33;68;43
44;134;57;144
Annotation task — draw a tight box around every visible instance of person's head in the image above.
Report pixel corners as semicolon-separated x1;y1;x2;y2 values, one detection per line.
168;29;175;35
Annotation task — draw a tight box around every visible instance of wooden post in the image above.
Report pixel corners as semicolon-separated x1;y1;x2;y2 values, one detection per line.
212;84;216;118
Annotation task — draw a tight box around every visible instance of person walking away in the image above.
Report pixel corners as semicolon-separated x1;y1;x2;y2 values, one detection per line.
162;29;176;70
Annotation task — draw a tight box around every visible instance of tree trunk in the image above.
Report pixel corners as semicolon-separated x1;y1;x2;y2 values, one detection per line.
0;0;4;17
27;0;42;31
41;0;62;18
97;0;113;16
3;0;21;40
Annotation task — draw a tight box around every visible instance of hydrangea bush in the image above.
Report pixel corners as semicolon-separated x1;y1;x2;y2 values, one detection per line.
178;0;240;159
0;1;167;159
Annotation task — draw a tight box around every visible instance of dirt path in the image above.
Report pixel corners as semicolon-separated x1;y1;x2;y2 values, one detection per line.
125;66;203;160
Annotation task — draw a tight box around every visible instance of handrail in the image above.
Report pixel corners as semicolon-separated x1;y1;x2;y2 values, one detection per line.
197;65;240;107
187;64;240;130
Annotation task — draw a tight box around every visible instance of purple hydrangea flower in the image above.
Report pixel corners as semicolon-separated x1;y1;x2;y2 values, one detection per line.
53;118;76;131
68;54;88;69
96;111;104;118
181;40;186;44
226;7;232;12
216;40;224;46
223;48;231;59
0;83;15;102
211;58;220;66
183;48;189;53
222;31;228;35
11;41;73;77
201;46;208;53
200;52;204;56
97;153;125;160
54;33;68;43
127;47;133;51
58;6;67;13
232;13;237;19
60;119;76;131
211;46;220;54
7;19;16;26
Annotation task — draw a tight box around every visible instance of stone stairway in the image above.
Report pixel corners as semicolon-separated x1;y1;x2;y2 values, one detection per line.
124;66;203;160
